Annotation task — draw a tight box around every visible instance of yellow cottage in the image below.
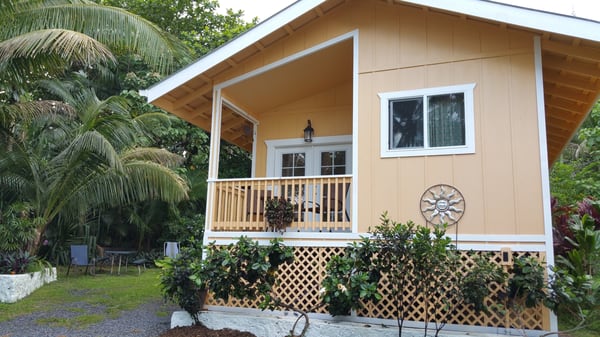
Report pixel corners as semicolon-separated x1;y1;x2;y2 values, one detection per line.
142;0;600;334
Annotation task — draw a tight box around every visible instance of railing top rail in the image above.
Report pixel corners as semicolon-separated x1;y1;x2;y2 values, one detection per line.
208;175;352;183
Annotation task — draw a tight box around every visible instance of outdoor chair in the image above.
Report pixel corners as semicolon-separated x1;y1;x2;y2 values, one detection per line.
302;182;350;223
132;258;148;275
164;242;180;258
94;245;111;273
66;245;95;276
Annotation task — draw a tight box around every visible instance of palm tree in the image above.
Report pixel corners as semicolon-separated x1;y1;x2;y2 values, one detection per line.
0;78;189;254
0;0;192;255
0;0;189;86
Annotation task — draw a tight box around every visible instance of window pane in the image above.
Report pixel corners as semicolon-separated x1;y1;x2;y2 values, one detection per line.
281;152;305;177
334;151;345;165
282;153;293;168
389;98;424;149
320;151;346;176
294;153;305;167
428;93;465;147
321;152;332;166
321;167;332;175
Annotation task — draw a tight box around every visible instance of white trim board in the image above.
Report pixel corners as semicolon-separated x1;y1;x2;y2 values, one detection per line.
402;0;600;41
205;232;550;250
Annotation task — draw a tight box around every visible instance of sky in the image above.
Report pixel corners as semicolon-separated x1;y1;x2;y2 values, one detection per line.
217;0;600;22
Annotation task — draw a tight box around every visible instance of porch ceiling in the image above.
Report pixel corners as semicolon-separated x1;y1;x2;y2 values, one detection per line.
147;0;600;165
222;38;353;114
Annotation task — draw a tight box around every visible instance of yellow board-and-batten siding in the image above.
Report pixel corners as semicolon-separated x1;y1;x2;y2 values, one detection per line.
209;0;545;237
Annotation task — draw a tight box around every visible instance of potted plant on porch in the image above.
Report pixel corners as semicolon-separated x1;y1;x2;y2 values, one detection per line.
264;196;295;233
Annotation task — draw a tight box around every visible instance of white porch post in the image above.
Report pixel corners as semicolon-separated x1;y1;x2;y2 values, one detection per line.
203;88;223;245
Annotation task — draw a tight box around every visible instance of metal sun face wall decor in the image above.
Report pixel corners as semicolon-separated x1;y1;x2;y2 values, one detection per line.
420;184;465;226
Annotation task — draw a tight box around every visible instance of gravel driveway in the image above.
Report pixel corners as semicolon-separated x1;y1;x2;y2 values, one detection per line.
0;300;179;337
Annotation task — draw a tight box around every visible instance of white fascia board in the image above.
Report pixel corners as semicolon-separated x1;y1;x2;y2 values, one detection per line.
401;0;600;42
140;0;326;103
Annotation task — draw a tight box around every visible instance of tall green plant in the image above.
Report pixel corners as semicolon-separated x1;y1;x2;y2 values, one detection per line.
547;211;600;334
0;203;38;252
321;237;381;316
323;213;464;337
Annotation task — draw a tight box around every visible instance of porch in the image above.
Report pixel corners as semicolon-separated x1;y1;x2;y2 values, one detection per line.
210;175;352;233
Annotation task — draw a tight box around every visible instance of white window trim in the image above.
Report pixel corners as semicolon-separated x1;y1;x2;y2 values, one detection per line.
379;83;476;158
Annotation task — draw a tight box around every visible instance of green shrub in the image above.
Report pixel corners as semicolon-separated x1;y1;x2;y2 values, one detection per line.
156;236;294;325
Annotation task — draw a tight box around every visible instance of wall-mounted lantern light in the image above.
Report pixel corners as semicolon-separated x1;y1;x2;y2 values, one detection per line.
303;120;314;143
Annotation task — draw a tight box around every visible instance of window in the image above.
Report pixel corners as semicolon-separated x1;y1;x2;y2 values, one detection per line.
281;152;306;177
379;83;475;158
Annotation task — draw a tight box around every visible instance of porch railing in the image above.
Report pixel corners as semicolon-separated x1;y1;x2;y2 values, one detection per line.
211;175;352;233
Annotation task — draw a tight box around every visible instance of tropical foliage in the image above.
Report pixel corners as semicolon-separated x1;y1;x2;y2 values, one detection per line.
1;77;189;255
0;0;196;259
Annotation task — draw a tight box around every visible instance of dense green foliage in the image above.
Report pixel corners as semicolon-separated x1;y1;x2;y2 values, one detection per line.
1;0;254;259
157;237;293;324
551;103;600;206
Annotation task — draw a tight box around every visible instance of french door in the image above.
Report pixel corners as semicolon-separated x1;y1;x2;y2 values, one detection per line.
273;144;352;177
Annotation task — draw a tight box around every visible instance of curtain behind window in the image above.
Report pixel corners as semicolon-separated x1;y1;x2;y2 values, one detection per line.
428;93;465;147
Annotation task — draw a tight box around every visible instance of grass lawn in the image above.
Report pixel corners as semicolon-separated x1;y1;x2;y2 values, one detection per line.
0;267;168;328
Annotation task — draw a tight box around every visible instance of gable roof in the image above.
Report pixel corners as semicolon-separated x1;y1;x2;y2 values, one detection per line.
141;0;600;164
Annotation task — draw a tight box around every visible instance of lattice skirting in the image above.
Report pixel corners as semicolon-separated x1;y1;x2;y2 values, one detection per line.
206;247;549;331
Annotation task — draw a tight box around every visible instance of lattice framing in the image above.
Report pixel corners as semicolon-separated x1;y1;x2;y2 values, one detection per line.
206;247;547;330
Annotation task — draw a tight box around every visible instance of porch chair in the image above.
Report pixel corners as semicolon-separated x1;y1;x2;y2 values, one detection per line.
302;182;350;224
66;245;95;276
245;188;271;221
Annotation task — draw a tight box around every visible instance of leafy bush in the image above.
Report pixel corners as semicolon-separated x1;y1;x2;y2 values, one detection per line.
320;237;381;316
0;203;38;253
156;245;205;324
460;253;507;314
322;213;464;337
156;236;294;325
0;250;50;274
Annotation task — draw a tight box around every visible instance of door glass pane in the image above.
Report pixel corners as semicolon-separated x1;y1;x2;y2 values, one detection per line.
320;151;346;176
281;153;305;177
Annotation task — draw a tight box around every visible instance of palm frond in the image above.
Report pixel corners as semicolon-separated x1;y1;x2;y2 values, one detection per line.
6;1;190;73
1;100;75;125
66;160;188;213
120;147;184;168
52;130;123;173
0;29;116;67
131;112;173;136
